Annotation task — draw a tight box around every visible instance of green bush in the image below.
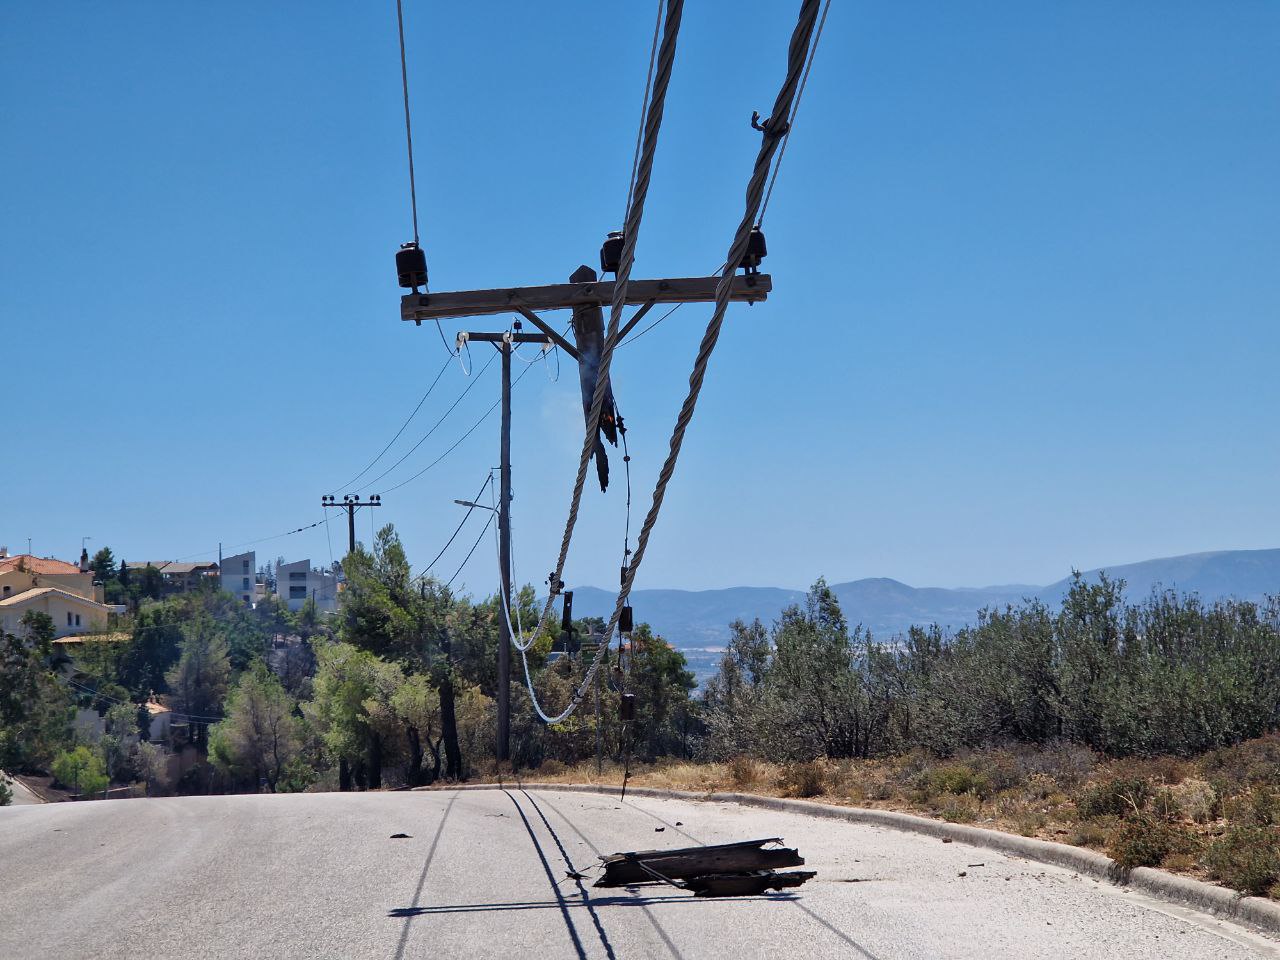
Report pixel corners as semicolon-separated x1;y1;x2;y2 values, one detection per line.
1107;815;1183;869
915;763;993;802
939;792;981;823
1203;826;1280;896
1076;777;1150;819
51;746;108;798
0;775;12;806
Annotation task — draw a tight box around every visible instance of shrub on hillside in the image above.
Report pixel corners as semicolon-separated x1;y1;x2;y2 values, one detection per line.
780;759;827;798
1168;778;1217;824
914;763;993;802
1107;815;1194;869
728;756;763;788
1203;826;1280;896
1076;777;1150;819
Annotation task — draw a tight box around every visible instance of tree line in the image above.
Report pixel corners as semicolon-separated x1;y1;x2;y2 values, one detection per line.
7;531;1280;802
702;575;1280;762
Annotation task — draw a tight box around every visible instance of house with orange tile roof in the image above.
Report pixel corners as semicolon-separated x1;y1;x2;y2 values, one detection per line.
0;548;115;638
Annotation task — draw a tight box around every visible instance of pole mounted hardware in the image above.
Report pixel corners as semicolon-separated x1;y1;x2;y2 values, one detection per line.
396;241;428;292
321;494;382;555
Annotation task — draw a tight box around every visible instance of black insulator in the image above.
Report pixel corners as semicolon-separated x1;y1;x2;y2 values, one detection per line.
620;605;633;635
599;231;625;275
396;241;428;290
739;226;767;273
620;693;636;722
561;590;574;631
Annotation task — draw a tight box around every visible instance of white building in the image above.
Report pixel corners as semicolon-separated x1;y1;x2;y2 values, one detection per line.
276;559;339;614
220;550;258;606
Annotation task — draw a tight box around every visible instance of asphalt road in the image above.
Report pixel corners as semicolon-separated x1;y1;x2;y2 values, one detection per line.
2;788;1277;960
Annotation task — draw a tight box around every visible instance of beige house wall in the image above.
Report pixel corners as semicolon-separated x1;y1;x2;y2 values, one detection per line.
0;569;97;602
0;591;109;637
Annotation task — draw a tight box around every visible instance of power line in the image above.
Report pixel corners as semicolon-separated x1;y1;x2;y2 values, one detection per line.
395;0;421;245
758;0;833;226
624;0;665;224
360;349;498;491
327;352;453;494
374;353;535;496
445;511;495;590
416;473;494;580
528;0;686;652
526;0;823;725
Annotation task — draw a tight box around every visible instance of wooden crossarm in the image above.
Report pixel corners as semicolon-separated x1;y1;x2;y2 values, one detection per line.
401;274;772;323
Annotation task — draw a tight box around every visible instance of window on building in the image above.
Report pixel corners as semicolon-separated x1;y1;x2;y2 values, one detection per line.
75;614;81;627
243;559;250;573
289;586;307;599
2;585;9;596
289;571;307;581
67;611;73;626
243;594;251;603
242;577;250;589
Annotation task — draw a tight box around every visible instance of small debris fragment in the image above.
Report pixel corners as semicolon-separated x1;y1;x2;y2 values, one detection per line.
676;821;683;826
967;863;985;868
655;827;665;832
958;871;967;878
941;837;953;844
389;833;412;839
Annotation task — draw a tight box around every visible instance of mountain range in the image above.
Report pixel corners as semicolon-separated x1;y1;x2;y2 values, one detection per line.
571;548;1280;682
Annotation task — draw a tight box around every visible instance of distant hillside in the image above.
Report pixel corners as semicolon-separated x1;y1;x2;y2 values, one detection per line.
571;548;1280;683
1040;549;1280;606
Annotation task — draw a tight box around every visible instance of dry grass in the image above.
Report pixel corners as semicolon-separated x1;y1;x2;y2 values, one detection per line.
482;735;1280;900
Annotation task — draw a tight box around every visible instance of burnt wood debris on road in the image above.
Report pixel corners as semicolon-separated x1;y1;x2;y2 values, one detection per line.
594;837;815;897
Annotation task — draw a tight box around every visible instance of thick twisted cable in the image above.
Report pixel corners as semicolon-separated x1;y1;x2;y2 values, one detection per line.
528;0;685;647
529;0;823;725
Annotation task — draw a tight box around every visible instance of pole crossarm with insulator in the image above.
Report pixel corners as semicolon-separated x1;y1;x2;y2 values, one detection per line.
401;274;770;324
321;494;382;556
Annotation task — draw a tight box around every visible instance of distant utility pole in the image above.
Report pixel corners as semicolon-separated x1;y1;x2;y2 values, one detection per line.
399;261;772;764
321;494;383;555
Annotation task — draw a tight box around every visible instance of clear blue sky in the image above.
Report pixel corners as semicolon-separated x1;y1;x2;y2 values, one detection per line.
4;1;1277;593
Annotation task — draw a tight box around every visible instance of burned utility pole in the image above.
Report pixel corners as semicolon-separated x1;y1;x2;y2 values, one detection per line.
321;494;382;555
397;247;772;765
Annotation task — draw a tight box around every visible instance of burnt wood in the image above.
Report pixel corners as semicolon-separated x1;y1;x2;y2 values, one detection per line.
685;870;817;897
594;838;804;887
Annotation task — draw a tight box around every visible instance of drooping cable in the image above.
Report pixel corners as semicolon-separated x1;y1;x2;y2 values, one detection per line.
360;349;497;491
327;353;452;495
624;0;665;224
446;511;495;590
395;0;421;245
528;0;685;652
527;0;823;725
416;473;494;580
757;0;832;226
375;357;533;496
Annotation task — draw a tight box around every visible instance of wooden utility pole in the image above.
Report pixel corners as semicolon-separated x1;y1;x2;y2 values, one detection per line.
321;494;382;555
403;266;772;765
497;334;513;763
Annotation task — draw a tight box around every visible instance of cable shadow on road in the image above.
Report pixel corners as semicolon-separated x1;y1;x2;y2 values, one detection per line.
519;790;620;960
533;790;690;960
505;789;595;960
386;892;795;917
392;790;459;960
